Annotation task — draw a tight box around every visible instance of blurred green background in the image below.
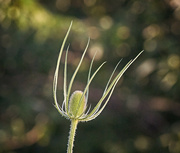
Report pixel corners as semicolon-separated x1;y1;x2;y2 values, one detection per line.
0;0;180;153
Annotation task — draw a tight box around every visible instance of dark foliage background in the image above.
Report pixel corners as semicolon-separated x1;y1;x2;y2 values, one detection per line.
0;0;180;153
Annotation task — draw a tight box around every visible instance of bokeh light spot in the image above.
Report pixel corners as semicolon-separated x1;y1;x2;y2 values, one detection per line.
99;16;113;30
169;140;180;153
88;44;104;60
174;7;180;20
0;9;6;22
161;72;178;90
33;11;49;26
117;26;130;40
84;0;96;7
56;0;71;12
160;133;171;147
11;118;25;136
136;59;156;78
131;1;145;14
142;24;161;39
167;54;180;69
88;26;100;39
116;43;131;57
134;135;151;151
169;0;180;8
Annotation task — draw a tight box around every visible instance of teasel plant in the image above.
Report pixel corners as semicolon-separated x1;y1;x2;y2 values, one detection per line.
53;21;143;153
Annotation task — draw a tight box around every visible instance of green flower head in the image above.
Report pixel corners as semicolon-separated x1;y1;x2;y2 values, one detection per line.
53;21;143;122
69;90;86;118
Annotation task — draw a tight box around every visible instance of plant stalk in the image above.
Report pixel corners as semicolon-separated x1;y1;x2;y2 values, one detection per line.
67;119;78;153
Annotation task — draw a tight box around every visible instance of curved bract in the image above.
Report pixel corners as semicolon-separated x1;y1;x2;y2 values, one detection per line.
52;21;143;153
53;22;143;122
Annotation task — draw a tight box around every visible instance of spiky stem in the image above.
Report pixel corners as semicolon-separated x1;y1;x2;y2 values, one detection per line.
67;119;78;153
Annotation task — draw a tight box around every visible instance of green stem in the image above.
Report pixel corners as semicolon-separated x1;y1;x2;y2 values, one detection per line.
67;119;78;153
